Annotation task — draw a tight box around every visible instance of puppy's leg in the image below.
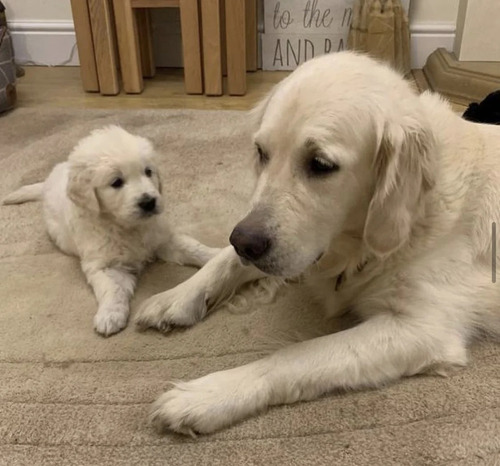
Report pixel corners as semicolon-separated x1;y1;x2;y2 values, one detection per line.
84;266;137;336
135;246;266;331
158;233;221;268
150;313;467;434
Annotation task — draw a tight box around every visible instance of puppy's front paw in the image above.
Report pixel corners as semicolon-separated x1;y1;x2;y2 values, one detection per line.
135;285;207;332
150;367;269;435
94;307;128;337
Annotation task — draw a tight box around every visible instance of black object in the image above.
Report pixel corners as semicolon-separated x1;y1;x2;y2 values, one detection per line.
462;90;500;125
0;2;6;27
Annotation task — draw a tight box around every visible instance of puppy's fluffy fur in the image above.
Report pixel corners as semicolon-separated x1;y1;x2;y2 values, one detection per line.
3;126;219;336
135;52;500;435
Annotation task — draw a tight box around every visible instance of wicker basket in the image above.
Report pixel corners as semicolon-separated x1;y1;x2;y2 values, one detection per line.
0;1;16;113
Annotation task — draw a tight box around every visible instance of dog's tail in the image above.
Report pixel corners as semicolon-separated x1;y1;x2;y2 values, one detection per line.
2;182;44;205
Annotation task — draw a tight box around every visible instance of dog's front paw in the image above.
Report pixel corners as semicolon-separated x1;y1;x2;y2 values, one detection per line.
94;306;128;337
135;285;207;332
150;367;269;435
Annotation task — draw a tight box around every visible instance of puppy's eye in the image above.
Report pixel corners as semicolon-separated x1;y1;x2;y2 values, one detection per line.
111;177;124;189
145;167;152;177
256;145;269;165
309;156;339;176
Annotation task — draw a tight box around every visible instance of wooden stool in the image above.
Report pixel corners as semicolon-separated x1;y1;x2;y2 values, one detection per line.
112;0;203;94
201;0;257;96
71;0;120;95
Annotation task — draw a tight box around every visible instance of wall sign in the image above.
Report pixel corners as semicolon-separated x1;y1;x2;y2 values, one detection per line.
262;0;354;70
261;0;410;71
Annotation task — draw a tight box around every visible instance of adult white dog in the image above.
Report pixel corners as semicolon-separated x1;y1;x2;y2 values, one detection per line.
137;51;500;435
3;126;219;336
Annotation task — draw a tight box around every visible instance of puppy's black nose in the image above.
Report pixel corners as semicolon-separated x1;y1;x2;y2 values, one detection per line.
230;225;271;261
138;195;156;213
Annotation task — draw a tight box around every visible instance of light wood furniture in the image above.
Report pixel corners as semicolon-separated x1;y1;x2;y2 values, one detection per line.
112;0;203;94
200;0;222;95
201;0;257;96
70;0;99;92
225;0;246;95
71;0;120;95
71;0;257;96
88;0;120;95
245;0;258;72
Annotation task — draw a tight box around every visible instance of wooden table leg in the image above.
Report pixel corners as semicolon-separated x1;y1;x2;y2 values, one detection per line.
70;0;100;92
179;0;203;94
112;0;143;93
201;0;223;96
88;0;120;95
225;0;246;95
245;0;257;72
136;9;156;78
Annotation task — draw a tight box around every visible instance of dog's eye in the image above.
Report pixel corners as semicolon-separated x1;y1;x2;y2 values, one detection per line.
256;145;269;165
309;156;339;176
145;167;152;177
111;177;124;189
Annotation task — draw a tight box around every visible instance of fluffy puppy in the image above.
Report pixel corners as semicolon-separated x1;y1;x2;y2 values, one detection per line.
3;126;220;336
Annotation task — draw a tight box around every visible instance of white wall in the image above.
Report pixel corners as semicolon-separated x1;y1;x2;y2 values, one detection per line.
2;0;73;21
408;0;459;68
410;0;459;24
3;0;77;66
4;0;460;68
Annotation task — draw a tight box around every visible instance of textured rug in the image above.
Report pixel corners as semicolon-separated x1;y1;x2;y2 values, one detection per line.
0;108;499;466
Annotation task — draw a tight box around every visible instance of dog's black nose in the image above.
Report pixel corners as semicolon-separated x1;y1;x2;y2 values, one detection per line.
230;225;271;261
138;196;156;213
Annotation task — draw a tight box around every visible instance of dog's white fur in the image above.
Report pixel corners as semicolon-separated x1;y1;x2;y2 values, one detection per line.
3;126;220;336
135;52;500;435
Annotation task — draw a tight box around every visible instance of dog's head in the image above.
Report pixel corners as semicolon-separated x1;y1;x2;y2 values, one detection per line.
67;126;163;227
230;52;435;277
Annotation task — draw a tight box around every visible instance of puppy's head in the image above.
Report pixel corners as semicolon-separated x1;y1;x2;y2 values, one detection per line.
230;52;435;277
67;126;163;227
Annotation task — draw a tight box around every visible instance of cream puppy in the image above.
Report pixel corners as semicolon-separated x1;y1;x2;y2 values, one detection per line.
3;126;220;336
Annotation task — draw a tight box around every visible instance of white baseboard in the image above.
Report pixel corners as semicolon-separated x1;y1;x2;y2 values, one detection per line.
7;19;455;70
410;22;456;69
8;21;79;66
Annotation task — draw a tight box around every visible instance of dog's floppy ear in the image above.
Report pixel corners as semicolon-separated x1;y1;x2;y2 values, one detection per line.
67;165;100;213
363;115;435;257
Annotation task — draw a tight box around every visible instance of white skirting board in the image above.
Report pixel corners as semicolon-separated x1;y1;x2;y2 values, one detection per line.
410;23;456;69
8;21;79;66
7;20;455;70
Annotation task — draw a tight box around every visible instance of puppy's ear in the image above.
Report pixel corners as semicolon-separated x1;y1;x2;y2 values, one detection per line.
363;116;435;256
67;165;100;213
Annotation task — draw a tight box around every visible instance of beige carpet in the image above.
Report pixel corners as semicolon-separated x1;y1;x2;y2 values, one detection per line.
0;108;499;466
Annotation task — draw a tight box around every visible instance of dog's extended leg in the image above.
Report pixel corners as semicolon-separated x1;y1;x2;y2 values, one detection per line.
84;266;137;337
135;246;267;331
158;233;221;268
149;313;468;434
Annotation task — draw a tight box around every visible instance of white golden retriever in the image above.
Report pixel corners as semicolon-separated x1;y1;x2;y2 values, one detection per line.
3;126;220;336
135;52;500;435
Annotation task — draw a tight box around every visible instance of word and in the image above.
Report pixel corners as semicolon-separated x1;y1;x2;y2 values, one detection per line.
272;37;345;67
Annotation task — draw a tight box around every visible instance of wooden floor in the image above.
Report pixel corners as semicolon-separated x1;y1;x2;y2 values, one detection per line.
16;67;288;111
15;66;466;113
